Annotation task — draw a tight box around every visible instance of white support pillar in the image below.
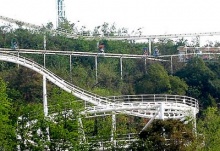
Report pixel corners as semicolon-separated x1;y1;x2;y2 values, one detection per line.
43;75;48;116
170;56;173;74
44;35;46;50
120;57;123;80
148;39;152;55
159;103;164;120
95;56;98;84
140;110;159;133
111;112;116;146
17;51;20;68
144;58;147;74
43;54;46;67
197;35;201;47
78;117;86;143
69;55;72;82
193;108;197;134
43;35;46;67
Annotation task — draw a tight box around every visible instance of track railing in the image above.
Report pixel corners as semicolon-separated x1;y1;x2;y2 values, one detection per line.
108;94;198;109
82;94;199;119
0;52;111;106
0;52;199;119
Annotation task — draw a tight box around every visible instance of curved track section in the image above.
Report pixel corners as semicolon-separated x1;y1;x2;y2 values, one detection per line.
0;52;110;106
82;94;198;119
0;52;199;119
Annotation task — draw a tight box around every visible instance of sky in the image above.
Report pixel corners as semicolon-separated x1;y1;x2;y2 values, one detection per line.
1;0;220;45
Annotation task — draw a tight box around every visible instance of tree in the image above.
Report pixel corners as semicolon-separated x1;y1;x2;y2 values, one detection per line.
131;119;195;151
176;58;216;108
135;63;171;94
196;107;220;151
169;75;188;95
0;77;16;150
7;67;43;103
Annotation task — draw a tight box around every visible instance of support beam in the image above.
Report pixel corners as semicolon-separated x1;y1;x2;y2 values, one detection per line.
57;0;66;27
43;75;48;116
144;58;147;74
148;39;152;55
17;51;20;68
193;108;197;134
159;103;164;120
78;117;86;143
120;57;123;79
139;110;159;133
196;35;201;47
69;55;72;82
170;56;173;74
43;54;46;68
95;56;98;84
43;35;46;67
111;112;116;147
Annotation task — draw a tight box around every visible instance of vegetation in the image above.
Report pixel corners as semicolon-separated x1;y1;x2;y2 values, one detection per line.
0;20;220;150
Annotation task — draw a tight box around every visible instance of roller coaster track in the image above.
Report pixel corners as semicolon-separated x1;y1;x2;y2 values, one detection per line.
0;13;202;150
0;50;199;149
1;15;220;40
0;48;168;61
0;51;199;120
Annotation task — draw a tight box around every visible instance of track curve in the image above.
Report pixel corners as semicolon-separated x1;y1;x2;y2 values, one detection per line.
0;52;199;119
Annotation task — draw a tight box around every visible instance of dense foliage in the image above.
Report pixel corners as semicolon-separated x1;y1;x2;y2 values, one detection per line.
0;21;220;150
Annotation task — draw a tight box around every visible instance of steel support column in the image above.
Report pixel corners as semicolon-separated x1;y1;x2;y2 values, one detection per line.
43;75;48;116
193;108;197;134
170;56;173;74
17;51;20;68
111;112;116;147
120;57;123;79
95;56;98;83
145;58;147;74
197;35;201;47
78;117;86;143
148;39;152;55
43;35;46;67
159;103;164;120
140;110;159;133
70;55;72;82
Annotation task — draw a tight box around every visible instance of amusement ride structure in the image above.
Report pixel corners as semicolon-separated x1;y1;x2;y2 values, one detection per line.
1;2;219;147
57;0;65;27
0;50;199;147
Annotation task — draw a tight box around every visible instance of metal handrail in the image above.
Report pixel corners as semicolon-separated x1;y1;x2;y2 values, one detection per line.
0;52;111;106
0;52;199;119
108;94;198;109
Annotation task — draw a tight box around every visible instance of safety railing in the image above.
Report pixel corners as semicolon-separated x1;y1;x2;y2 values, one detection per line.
108;94;199;111
0;52;111;106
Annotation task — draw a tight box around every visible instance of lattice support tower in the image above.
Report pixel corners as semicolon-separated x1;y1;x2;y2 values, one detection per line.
57;0;66;27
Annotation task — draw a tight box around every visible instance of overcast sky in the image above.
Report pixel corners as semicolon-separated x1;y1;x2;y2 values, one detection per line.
1;0;220;44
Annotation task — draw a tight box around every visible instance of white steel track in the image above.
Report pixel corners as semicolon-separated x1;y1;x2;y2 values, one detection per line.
82;94;198;120
0;52;199;120
1;15;220;40
0;48;167;61
0;52;110;106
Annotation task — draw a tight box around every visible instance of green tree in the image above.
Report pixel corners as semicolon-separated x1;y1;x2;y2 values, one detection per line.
0;77;16;150
169;75;188;95
7;67;43;103
196;107;220;151
133;119;195;151
176;58;216;108
135;63;171;94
